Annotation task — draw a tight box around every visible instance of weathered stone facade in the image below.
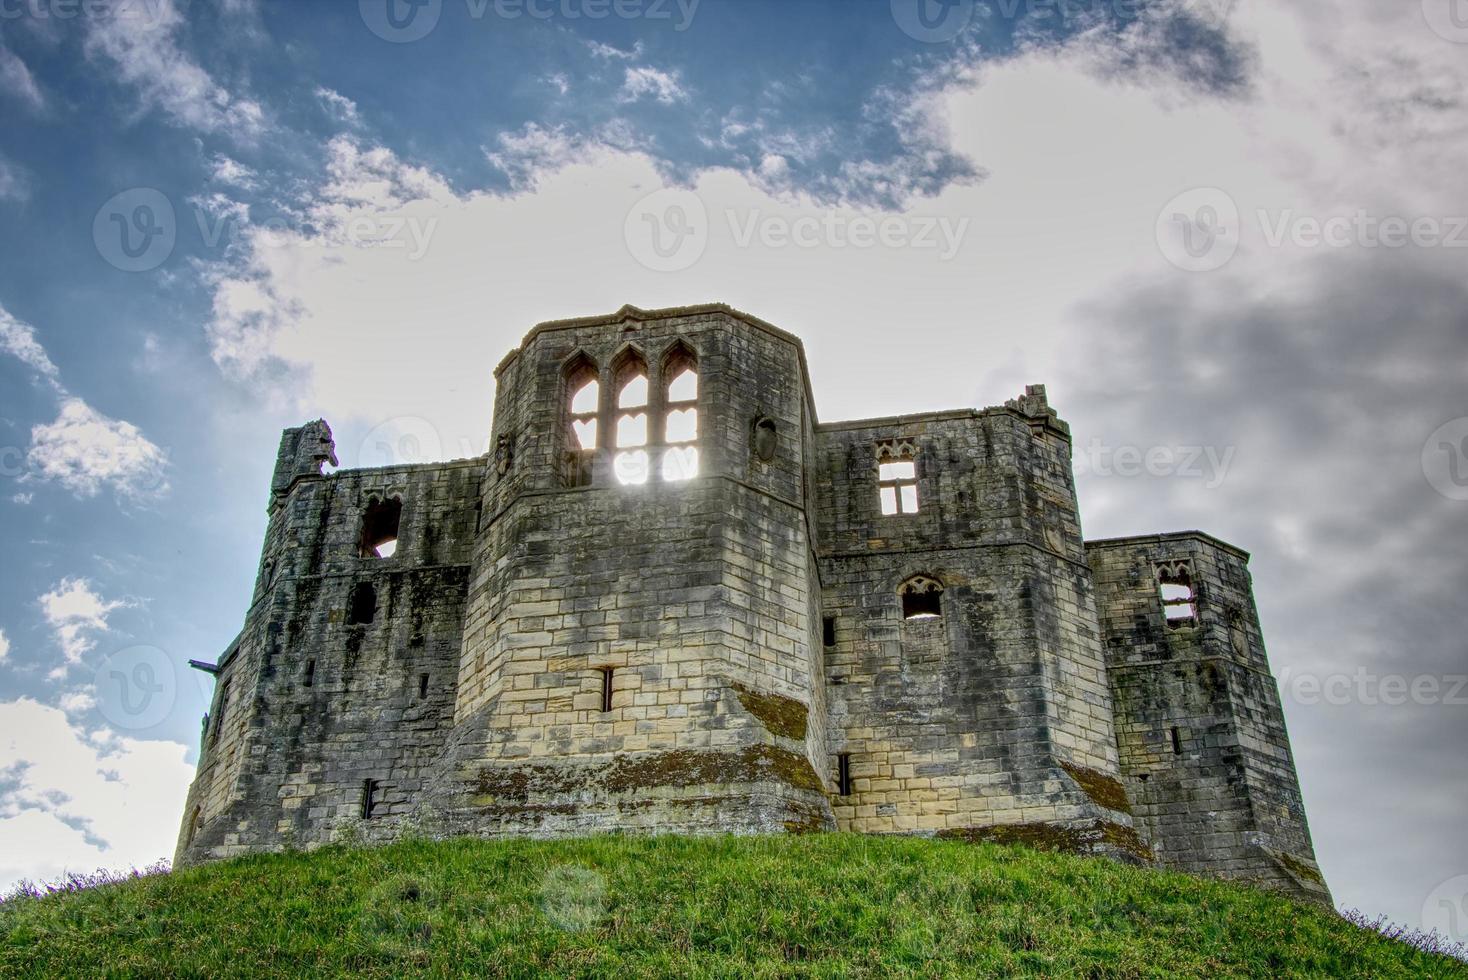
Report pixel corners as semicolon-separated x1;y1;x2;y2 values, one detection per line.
175;304;1328;903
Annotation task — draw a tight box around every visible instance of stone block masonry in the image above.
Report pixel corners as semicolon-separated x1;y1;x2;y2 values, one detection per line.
174;304;1328;905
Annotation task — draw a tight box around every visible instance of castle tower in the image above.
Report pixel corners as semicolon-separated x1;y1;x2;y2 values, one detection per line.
1087;533;1330;902
417;306;835;836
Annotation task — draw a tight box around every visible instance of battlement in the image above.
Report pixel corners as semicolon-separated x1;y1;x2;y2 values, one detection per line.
174;306;1327;904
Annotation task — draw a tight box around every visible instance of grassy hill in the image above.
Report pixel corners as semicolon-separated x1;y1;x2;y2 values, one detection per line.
2;834;1462;977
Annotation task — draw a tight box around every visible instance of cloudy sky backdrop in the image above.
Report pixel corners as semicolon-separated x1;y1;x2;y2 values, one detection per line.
0;0;1464;933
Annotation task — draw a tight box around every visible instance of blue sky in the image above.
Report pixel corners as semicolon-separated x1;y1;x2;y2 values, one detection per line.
1;0;1466;935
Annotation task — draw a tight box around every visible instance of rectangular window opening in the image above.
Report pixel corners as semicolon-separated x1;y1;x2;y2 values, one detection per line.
303;660;315;688
837;753;853;796
1170;726;1183;755
418;673;429;699
877;449;920;516
599;667;614;713
212;678;231;741
822;616;836;648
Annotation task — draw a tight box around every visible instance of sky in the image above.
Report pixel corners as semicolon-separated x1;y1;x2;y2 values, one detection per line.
0;0;1464;934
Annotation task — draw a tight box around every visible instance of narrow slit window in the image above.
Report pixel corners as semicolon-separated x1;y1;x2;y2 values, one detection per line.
877;445;919;515
599;667;615;713
613;356;650;485
1170;727;1183;755
419;673;429;699
303;659;316;688
662;346;699;482
837;753;853;796
186;806;202;846
359;497;402;558
1157;562;1197;626
822;616;837;648
361;778;381;819
563;357;599;488
212;678;231;741
899;576;944;621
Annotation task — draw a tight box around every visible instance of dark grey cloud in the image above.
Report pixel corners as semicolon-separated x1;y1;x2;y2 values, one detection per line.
1057;249;1468;924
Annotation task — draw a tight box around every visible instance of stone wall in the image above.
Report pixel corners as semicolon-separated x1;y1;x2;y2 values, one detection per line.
813;398;1135;854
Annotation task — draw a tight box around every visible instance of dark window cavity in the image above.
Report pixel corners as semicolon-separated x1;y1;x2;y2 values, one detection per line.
599;667;615;713
359;497;402;558
837;753;853;796
347;582;377;625
419;673;429;699
822;616;837;648
303;659;316;688
899;575;944;620
752;416;778;463
212;678;231;740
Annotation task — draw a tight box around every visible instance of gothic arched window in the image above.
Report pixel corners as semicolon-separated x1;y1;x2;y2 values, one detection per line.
899;575;944;620
563;355;599;488
613;352;650;485
661;344;699;482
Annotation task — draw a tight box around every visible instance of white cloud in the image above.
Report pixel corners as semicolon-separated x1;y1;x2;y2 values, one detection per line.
208;154;258;189
486;123;595;189
83;0;265;137
57;688;97;714
39;577;126;668
619;66;689;105
0;303;62;389
585;39;641;60
315;86;361;126
0;629;9;662
0;699;192;891
0;46;46;113
0;153;29;203
28;398;171;501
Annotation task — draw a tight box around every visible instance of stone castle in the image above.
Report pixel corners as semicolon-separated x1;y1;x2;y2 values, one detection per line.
175;304;1329;902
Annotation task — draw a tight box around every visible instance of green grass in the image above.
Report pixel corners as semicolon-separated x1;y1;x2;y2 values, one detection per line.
2;834;1462;978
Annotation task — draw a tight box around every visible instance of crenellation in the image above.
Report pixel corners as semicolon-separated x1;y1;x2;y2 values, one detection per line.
174;304;1327;905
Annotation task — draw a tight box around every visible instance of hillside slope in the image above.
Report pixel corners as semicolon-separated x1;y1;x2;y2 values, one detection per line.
2;834;1461;977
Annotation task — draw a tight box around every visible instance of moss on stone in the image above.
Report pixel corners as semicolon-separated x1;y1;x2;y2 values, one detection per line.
1276;850;1326;886
606;745;824;794
730;682;809;740
940;819;1153;864
1059;760;1133;815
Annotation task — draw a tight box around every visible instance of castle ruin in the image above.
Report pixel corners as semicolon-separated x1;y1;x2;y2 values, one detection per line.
175;304;1329;903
